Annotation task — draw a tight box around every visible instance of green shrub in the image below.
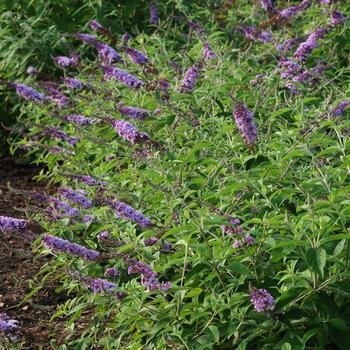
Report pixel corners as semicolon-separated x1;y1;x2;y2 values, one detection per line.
4;1;350;349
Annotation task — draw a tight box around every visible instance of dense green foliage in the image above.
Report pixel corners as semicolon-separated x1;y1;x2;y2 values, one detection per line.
3;1;350;349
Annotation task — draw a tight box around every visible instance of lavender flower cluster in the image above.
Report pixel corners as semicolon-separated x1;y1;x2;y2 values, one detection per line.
149;3;159;25
70;174;108;187
42;234;100;261
203;42;217;60
102;65;144;89
293;27;328;63
63;114;93;126
250;288;275;312
112;201;153;228
64;77;85;89
278;0;310;19
0;313;18;332
112;120;149;144
260;0;274;12
117;102;150;120
59;188;92;208
95;43;121;64
48;198;80;220
127;259;171;292
178;64;200;93
82;276;126;299
13;83;45;102
53;54;80;68
232;101;258;146
122;46;150;65
0;215;27;232
41;126;79;146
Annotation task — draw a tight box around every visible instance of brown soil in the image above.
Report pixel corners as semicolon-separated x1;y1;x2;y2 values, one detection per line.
0;157;66;349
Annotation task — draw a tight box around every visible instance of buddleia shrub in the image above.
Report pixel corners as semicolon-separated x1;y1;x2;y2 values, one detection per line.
3;1;350;349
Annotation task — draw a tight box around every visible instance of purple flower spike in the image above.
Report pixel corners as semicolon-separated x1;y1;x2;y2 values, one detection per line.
49;198;80;220
72;33;98;44
203;42;217;60
333;101;350;117
150;3;160;24
64;77;85;89
102;65;144;89
232;239;243;248
122;46;150;65
105;267;120;277
13;83;45;101
276;37;304;52
84;277;117;294
42;234;100;261
53;54;80;68
128;260;156;278
113;201;153;227
59;188;92;208
260;0;274;12
178;64;200;93
278;0;310;19
0;313;18;332
330;10;346;27
158;78;170;90
232;101;258;146
0;215;27;232
89;20;104;31
117;102;149;120
97;231;110;240
70;174;107;187
112;119;149;144
82;215;94;223
144;237;159;246
41;126;78;146
95;43;121;64
64;114;93;126
250;288;275;312
294;27;328;63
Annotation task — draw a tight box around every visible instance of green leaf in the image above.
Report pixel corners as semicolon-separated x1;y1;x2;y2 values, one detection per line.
306;248;326;277
333;239;346;257
270;108;292;119
208;325;220;343
281;343;292;350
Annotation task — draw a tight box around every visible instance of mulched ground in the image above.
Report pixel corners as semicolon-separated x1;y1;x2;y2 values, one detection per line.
0;157;67;349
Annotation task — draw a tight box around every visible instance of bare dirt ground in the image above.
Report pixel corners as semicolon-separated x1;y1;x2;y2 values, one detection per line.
0;158;66;349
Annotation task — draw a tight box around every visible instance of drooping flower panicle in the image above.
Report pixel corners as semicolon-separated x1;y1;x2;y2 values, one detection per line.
42;234;100;261
112;120;149;144
102;65;144;89
0;215;27;232
59;187;92;208
13;83;45;101
150;3;160;25
95;43;121;64
64;114;93;126
122;46;150;65
293;27;328;63
112;201;153;227
53;54;80;68
178;64;200;93
232;101;258;146
117;102;150;120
